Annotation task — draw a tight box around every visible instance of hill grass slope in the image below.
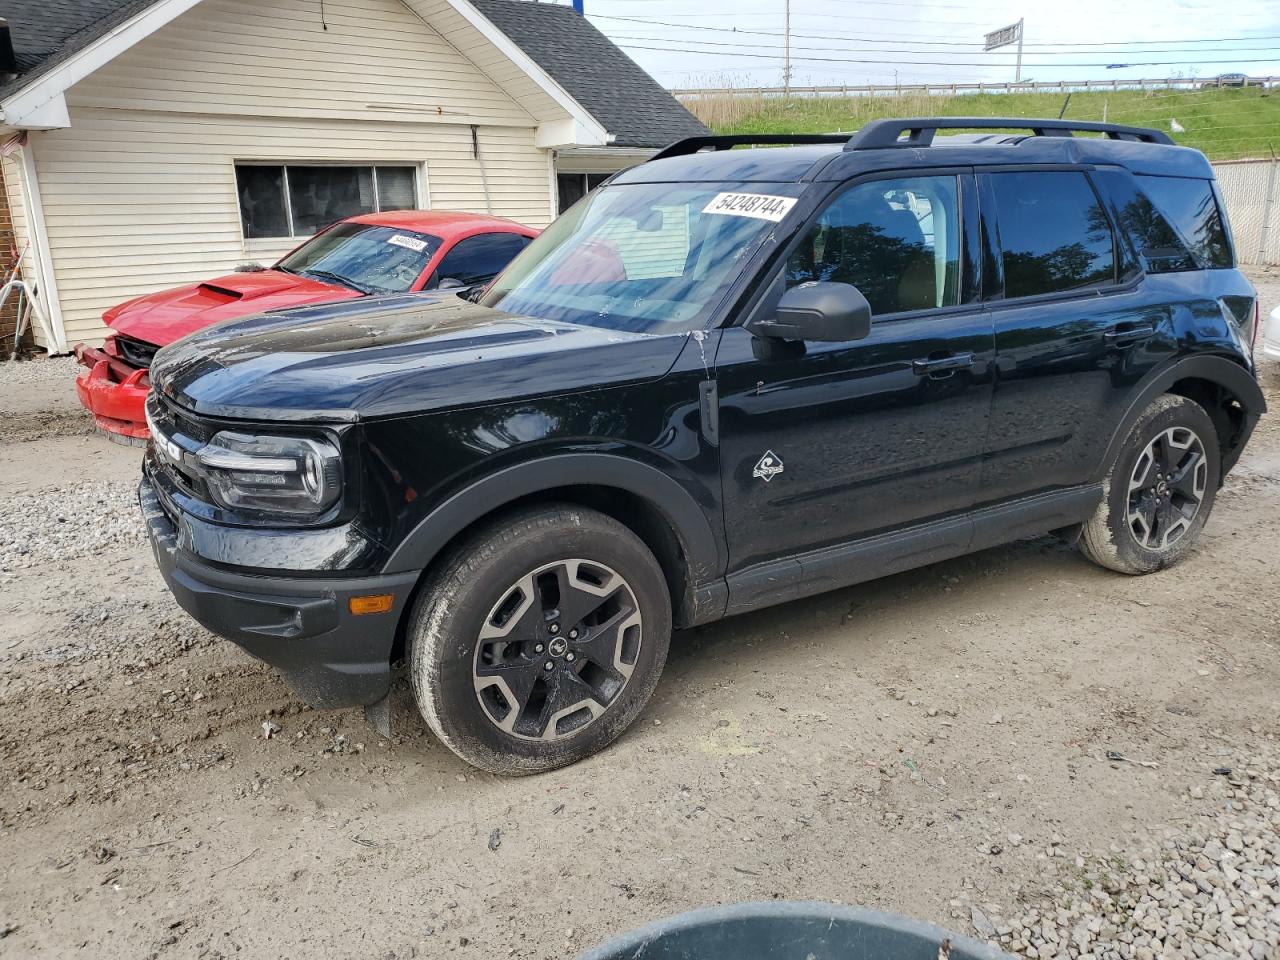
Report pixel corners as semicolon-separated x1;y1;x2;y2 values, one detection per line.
684;86;1280;161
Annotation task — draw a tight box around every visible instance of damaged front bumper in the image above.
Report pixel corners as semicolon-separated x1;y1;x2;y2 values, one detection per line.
74;337;150;442
139;472;419;710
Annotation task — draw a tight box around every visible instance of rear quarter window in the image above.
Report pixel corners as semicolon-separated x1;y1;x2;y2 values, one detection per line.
1136;175;1233;269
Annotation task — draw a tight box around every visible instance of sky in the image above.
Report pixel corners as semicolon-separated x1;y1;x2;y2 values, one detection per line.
568;0;1280;89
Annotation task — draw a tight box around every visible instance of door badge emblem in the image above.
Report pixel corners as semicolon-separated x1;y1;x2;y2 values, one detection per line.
752;451;784;483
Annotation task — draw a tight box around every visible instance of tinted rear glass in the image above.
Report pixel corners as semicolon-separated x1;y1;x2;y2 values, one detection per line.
1093;171;1197;274
990;171;1116;299
1137;175;1233;268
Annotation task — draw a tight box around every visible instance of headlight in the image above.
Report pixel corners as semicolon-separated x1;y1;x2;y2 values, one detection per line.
193;431;342;518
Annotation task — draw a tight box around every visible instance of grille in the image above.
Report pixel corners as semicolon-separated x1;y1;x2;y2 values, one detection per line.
146;393;216;503
116;335;159;369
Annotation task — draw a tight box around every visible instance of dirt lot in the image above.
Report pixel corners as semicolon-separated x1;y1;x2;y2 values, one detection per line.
2;271;1279;959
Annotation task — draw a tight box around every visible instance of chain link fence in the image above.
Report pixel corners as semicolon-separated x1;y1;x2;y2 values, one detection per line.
1214;160;1280;266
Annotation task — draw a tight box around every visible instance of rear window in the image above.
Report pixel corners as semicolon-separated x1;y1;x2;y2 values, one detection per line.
990;171;1117;299
1136;175;1233;269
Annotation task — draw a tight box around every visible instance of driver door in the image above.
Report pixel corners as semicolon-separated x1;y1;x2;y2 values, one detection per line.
715;171;995;583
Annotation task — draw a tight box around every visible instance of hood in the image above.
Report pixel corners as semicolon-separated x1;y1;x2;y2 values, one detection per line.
106;270;362;347
150;295;687;422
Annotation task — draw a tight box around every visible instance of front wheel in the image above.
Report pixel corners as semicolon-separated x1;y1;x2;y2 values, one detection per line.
408;504;671;775
1079;394;1221;575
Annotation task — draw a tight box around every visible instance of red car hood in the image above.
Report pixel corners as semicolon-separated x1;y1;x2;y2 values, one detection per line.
105;270;363;347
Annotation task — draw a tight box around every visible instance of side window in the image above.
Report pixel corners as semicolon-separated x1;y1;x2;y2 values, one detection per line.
435;233;532;286
990;171;1116;299
1136;175;1233;268
787;175;961;316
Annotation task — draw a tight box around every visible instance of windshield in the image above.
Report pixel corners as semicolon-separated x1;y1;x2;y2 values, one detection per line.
480;182;804;334
276;223;443;294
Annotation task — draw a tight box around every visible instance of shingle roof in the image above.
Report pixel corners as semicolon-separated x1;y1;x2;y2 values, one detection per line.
0;0;157;98
469;0;709;148
0;0;711;150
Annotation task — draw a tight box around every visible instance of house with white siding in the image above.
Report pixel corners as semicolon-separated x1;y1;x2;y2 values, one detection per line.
0;0;708;351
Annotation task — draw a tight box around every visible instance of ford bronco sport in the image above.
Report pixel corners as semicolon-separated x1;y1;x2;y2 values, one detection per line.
141;118;1265;775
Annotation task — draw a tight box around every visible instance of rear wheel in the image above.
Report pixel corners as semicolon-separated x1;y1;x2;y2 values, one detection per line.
1079;394;1220;575
408;504;671;775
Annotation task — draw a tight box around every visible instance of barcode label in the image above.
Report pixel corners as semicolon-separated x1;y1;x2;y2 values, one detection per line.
702;192;797;222
387;234;427;252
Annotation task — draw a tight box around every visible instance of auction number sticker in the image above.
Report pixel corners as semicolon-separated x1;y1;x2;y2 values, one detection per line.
702;192;797;222
387;233;428;252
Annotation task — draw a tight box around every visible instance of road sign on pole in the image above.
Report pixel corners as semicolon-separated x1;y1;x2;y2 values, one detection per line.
984;18;1025;82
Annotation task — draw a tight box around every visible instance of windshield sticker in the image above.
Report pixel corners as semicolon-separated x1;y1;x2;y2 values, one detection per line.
702;192;797;222
387;234;427;252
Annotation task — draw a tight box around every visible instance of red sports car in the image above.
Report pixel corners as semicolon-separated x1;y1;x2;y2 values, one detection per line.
74;210;538;441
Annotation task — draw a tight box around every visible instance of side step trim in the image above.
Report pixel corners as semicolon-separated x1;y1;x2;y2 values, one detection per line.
725;484;1102;617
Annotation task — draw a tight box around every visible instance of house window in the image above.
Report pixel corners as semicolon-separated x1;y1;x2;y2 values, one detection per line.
235;163;419;239
556;172;610;214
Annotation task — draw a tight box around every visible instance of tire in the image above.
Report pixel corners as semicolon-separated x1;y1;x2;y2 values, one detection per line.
407;504;671;775
1079;394;1221;575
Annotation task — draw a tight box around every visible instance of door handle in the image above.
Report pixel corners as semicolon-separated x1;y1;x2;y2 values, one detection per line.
1104;322;1157;345
912;352;975;377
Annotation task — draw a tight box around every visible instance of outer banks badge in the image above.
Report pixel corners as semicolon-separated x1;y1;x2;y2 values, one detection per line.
752;451;784;482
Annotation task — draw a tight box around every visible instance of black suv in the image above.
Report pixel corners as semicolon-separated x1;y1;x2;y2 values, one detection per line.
141;118;1265;774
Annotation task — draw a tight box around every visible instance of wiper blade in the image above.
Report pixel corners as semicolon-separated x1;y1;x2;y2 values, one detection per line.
305;269;371;295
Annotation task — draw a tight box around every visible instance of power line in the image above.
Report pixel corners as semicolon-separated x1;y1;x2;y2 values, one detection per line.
618;42;1280;68
606;32;1280;57
589;15;1280;50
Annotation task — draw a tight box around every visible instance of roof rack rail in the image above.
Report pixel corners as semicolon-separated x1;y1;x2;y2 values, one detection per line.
844;117;1174;150
649;134;850;162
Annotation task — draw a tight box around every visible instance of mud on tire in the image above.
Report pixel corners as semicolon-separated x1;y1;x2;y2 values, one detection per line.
1079;394;1221;575
407;504;671;775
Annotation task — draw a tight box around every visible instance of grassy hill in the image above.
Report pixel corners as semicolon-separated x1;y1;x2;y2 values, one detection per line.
683;86;1280;161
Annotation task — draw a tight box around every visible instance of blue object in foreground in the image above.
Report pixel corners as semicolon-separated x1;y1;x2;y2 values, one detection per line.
575;901;1016;960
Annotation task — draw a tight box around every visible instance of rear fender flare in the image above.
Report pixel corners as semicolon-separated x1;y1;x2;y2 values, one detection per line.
1099;354;1265;477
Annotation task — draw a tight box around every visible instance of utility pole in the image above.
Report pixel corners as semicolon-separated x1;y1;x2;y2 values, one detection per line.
783;0;792;96
1015;17;1024;83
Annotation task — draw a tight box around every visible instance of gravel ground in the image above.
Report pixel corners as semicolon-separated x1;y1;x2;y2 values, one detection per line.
0;480;142;572
0;353;80;386
1;270;1279;959
960;745;1280;959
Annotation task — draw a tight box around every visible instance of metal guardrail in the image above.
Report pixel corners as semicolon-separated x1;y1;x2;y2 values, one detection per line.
674;76;1280;99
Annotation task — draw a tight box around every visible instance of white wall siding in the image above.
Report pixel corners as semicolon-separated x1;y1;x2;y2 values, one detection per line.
68;0;534;127
35;110;554;345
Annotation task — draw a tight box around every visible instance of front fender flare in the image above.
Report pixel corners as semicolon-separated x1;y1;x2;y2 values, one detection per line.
381;453;726;623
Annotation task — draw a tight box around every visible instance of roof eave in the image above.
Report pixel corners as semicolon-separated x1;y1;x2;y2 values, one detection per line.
0;0;205;130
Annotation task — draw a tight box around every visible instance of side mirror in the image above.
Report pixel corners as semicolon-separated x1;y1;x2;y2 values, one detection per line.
437;277;465;290
750;281;872;343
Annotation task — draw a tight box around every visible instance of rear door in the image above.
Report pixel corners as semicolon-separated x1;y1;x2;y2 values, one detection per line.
715;170;995;576
978;168;1166;501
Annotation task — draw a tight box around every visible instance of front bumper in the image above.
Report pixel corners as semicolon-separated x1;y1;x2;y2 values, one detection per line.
74;340;150;441
140;475;420;709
